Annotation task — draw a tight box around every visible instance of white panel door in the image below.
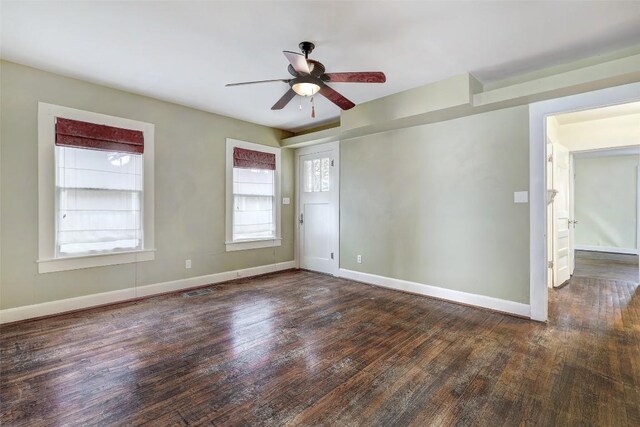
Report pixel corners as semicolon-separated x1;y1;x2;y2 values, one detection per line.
569;153;576;275
298;144;338;274
553;143;572;286
547;142;554;288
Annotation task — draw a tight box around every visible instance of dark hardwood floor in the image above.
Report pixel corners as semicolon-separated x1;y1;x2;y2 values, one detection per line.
573;249;639;283
1;263;639;426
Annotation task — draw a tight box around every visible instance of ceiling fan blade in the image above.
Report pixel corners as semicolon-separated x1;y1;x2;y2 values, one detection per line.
283;51;310;75
318;82;355;110
271;89;297;110
323;72;386;83
226;79;290;87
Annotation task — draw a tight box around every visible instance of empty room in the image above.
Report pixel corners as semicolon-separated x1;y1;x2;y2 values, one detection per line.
1;1;639;425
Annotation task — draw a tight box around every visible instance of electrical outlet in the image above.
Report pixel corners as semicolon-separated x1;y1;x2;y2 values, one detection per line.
185;259;192;269
357;255;362;264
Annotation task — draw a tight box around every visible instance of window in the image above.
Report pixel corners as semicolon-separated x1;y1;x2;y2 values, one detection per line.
233;167;274;240
38;103;155;273
226;139;281;252
56;147;143;255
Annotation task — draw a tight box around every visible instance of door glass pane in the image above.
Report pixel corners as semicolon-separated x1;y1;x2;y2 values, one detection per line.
303;157;331;193
321;158;330;192
304;160;313;192
312;159;321;192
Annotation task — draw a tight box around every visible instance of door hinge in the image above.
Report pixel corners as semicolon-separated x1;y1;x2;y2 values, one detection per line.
330;252;334;260
299;213;304;225
547;154;553;162
331;159;334;167
548;261;554;269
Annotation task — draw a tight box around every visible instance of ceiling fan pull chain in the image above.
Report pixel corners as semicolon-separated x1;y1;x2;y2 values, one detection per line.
299;95;303;110
311;96;316;118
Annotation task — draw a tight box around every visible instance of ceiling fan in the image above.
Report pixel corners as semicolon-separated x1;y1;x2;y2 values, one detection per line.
225;41;386;114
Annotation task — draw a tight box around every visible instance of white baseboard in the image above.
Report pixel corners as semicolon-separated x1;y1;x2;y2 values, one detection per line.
338;268;531;318
0;261;296;324
575;245;638;255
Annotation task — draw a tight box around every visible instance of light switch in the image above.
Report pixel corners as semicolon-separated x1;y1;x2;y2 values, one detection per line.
514;191;529;204
282;197;290;205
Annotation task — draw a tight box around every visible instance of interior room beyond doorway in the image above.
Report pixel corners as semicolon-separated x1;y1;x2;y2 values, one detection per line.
546;101;640;291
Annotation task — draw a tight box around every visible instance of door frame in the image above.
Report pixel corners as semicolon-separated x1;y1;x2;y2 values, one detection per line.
294;140;340;275
529;81;640;322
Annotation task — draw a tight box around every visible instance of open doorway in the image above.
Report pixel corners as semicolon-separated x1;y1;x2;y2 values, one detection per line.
545;103;640;294
529;82;640;321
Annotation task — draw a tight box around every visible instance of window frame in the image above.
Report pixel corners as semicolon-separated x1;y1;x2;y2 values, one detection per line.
225;138;281;252
37;103;155;273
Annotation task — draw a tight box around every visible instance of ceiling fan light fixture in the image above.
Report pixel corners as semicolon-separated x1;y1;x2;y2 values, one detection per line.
292;82;320;97
291;76;320;97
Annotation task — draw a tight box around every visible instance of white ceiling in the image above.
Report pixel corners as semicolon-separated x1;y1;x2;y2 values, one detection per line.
554;101;640;125
2;1;640;132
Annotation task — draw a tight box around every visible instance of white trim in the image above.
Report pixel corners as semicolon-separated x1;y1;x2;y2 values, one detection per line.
0;261;296;324
37;103;155;273
338;269;530;318
295;141;340;276
224;238;282;252
529;82;640;322
37;249;156;273
575;245;639;255
572;146;640;159
294;148;300;270
281;126;340;148
225;138;281;252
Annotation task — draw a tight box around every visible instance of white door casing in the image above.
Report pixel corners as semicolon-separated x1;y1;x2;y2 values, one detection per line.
296;141;339;275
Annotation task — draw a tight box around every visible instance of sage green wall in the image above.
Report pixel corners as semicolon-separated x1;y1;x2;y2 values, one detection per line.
0;61;294;310
575;155;638;250
340;106;531;304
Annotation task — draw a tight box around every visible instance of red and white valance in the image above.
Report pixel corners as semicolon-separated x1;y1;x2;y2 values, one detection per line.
55;117;144;154
233;147;275;170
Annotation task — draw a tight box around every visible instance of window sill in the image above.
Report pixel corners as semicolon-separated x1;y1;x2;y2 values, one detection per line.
37;249;156;274
225;238;282;252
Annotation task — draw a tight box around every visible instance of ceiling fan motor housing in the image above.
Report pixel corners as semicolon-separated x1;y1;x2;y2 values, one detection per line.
289;75;318;86
288;60;325;78
299;41;315;57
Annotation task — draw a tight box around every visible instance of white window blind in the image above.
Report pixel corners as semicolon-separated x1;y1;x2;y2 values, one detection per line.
232;168;275;241
55;146;143;255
